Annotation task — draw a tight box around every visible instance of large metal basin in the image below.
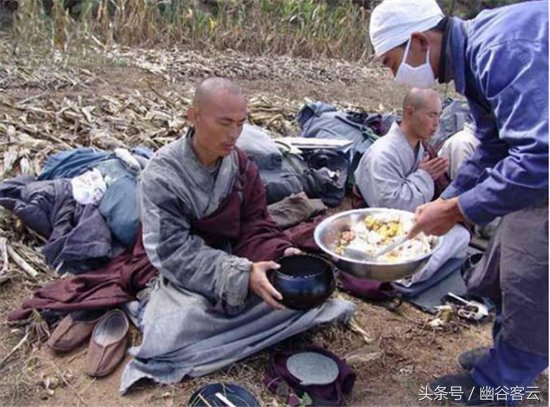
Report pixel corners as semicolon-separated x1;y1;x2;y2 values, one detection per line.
314;208;442;282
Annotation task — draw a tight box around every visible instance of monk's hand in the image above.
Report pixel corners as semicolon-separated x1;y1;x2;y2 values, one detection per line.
249;261;285;310
283;247;302;257
407;197;465;238
419;156;449;180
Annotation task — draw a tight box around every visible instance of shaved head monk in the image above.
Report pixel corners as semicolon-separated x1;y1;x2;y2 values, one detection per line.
355;87;448;210
188;78;247;166
120;78;354;393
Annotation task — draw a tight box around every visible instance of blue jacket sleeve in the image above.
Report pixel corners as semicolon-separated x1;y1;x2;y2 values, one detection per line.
449;41;549;224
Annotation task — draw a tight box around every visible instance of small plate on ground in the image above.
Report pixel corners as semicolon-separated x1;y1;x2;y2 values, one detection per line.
286;351;339;386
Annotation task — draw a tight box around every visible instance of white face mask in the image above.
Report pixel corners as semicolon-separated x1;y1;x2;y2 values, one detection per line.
394;37;437;88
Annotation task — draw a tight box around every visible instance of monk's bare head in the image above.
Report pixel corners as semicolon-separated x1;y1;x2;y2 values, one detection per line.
187;77;247;166
401;87;442;141
192;77;245;110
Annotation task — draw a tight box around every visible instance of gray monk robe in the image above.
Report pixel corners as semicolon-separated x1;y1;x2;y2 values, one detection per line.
354;123;470;285
354;122;434;210
120;133;354;394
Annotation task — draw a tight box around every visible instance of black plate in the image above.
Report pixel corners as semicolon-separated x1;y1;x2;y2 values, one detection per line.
188;383;260;407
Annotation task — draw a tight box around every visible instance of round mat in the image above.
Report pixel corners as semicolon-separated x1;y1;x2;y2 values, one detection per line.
286;351;339;386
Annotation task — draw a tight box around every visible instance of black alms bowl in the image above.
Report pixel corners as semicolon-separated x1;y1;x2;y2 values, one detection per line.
269;254;336;310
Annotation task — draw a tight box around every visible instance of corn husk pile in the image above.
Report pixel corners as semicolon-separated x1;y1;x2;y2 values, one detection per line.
0;63;99;91
104;45;388;85
0;83;304;180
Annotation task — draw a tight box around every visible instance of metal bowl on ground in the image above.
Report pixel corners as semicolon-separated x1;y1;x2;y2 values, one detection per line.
314;208;442;282
269;254;336;310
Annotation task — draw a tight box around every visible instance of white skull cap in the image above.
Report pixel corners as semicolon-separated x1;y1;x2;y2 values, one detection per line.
369;0;445;57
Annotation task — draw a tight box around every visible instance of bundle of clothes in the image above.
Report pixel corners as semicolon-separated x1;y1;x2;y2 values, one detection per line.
0;147;149;275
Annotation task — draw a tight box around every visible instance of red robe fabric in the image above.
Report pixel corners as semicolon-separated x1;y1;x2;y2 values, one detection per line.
8;232;156;321
191;149;293;262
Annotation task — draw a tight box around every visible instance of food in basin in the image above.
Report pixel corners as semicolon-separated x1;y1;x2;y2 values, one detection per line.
314;209;442;281
334;212;436;263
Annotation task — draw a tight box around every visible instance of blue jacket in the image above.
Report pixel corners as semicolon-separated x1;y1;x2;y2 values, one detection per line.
440;1;548;224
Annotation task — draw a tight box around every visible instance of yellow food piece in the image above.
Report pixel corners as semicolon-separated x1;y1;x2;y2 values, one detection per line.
388;222;399;236
365;219;373;229
364;216;385;231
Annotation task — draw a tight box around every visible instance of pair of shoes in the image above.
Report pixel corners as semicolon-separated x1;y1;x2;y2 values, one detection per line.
47;309;106;353
428;372;497;405
458;346;491;371
86;309;129;378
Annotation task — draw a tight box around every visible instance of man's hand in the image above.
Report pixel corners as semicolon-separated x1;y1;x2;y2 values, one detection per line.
408;197;465;238
249;261;285;310
283;247;302;257
419;156;449;180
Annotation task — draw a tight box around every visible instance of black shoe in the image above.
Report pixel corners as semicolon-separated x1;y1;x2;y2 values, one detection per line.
428;373;502;405
458;347;491;371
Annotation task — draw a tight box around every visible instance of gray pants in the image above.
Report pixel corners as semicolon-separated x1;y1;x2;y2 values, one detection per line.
466;203;548;356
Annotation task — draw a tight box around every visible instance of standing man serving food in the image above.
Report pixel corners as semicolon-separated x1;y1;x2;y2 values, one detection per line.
368;0;548;404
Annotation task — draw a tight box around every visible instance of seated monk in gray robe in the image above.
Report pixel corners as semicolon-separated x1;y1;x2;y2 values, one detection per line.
353;88;470;285
120;78;355;393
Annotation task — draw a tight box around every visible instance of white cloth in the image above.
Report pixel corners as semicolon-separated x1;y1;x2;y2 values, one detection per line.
438;124;480;180
369;0;444;57
114;148;142;173
396;224;470;286
354;122;434;211
70;168;106;205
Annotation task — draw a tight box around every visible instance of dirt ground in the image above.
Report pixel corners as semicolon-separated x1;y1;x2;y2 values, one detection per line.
0;38;547;407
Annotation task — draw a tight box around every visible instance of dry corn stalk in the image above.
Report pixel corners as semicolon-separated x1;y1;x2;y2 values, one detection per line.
349;315;374;344
0;237;8;284
6;244;39;280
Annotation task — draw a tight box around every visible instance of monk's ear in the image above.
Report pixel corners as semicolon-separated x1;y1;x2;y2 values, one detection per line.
187;106;198;126
404;105;414;118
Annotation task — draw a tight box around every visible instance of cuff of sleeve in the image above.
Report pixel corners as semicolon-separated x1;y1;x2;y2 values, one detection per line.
220;256;252;310
458;189;492;226
440;184;462;200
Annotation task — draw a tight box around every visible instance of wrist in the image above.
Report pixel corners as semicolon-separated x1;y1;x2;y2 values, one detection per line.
447;197;465;223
